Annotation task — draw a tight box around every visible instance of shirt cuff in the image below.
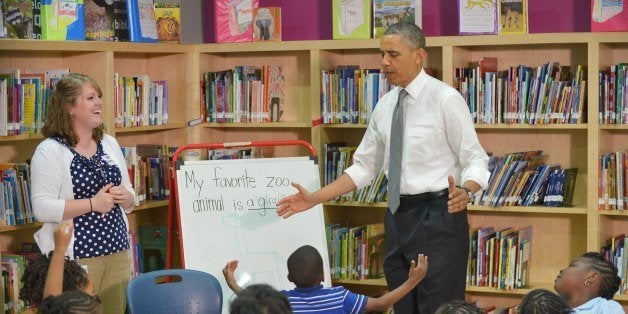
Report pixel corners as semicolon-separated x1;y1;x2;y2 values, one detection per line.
462;165;490;190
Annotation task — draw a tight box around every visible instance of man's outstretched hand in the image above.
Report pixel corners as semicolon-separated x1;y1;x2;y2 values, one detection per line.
276;182;316;219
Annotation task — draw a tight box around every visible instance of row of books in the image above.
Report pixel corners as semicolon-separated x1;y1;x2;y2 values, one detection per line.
599;63;628;125
320;66;392;125
459;0;528;35
467;226;533;290
601;233;628;294
1;250;39;314
326;222;386;280
475;150;577;208
207;147;257;160
0;68;69;137
598;150;628;211
0;0;179;43
1;0;286;43
0;163;34;227
113;74;168;128
121;144;175;206
454;58;586;125
324;142;388;204
201;65;285;123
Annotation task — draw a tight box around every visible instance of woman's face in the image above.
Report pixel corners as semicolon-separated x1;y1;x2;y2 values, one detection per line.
70;83;103;132
554;257;591;295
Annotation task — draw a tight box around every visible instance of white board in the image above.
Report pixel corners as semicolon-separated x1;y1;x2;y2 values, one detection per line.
175;157;331;312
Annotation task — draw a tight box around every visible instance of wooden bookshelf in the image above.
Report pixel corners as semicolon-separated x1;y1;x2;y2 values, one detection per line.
1;32;627;311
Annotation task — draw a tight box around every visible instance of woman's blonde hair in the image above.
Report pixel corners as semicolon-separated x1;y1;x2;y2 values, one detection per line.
42;73;105;146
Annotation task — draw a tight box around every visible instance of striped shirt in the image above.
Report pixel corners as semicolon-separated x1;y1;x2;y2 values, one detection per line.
283;285;368;314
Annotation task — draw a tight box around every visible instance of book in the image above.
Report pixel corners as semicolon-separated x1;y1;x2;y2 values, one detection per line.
112;0;129;40
84;0;115;40
498;0;527;34
126;0;157;42
266;65;285;122
214;0;258;43
154;1;180;43
40;0;85;40
373;0;419;38
0;2;5;38
365;223;385;279
252;6;280;41
591;0;628;32
515;226;532;288
138;225;167;273
179;0;203;43
332;0;370;39
3;0;34;38
458;0;498;35
31;0;43;39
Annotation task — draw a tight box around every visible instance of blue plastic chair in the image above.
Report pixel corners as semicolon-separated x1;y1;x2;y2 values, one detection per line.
126;269;223;314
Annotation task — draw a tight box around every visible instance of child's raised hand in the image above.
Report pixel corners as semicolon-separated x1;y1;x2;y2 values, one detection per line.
222;260;243;294
407;254;428;285
53;220;73;253
222;260;239;282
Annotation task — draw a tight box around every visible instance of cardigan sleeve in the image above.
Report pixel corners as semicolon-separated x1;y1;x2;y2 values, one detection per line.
30;139;67;223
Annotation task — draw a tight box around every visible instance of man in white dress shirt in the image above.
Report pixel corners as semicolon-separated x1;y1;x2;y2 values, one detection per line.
277;22;489;313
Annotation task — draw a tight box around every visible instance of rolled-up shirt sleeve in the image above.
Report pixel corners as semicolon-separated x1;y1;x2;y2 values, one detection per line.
343;113;386;190
445;93;490;190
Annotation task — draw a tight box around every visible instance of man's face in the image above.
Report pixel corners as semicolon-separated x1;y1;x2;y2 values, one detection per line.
380;34;423;88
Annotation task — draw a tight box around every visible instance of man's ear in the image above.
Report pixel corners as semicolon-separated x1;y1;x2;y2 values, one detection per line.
416;48;427;65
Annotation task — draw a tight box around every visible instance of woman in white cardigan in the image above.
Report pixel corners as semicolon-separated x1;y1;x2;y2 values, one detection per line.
30;73;135;313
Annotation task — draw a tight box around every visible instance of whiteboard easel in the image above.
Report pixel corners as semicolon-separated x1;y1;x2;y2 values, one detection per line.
167;141;330;312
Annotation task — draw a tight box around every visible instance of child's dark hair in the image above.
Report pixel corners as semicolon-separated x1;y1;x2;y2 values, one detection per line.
581;252;621;300
19;253;90;307
286;245;323;287
39;290;101;314
230;284;291;314
434;299;482;314
518;289;572;314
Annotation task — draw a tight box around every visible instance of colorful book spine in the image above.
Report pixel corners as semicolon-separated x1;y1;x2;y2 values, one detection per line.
332;0;371;39
252;6;280;42
154;2;180;43
40;0;85;40
214;0;258;43
126;0;157;42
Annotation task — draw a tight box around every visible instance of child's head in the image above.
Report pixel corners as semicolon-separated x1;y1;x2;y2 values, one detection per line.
19;253;91;307
39;290;101;314
434;299;482;314
554;252;621;301
286;245;324;288
518;289;571;314
229;284;291;314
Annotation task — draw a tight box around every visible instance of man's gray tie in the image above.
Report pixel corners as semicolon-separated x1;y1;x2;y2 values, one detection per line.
388;89;407;214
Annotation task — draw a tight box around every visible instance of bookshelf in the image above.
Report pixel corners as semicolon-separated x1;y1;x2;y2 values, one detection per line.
1;32;627;311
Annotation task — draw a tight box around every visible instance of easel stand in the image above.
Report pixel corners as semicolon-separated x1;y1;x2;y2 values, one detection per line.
166;140;317;268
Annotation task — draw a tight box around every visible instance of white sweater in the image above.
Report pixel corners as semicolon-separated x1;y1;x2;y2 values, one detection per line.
30;134;135;259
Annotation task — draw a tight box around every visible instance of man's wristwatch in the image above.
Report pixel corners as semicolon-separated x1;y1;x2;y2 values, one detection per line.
458;186;473;203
